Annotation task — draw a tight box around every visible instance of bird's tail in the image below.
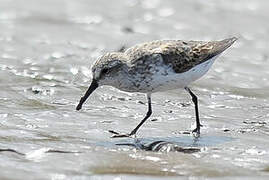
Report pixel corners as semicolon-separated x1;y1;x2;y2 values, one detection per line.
209;37;238;57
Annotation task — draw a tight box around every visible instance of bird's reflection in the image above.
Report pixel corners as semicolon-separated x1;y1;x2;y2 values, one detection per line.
116;138;200;153
114;135;234;153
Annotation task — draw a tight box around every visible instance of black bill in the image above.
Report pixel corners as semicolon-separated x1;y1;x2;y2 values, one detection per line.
76;79;98;110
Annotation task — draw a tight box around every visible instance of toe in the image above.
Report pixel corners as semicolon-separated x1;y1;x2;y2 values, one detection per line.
108;130;120;135
111;134;130;138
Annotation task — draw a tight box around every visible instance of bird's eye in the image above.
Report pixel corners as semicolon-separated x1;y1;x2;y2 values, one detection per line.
101;68;109;75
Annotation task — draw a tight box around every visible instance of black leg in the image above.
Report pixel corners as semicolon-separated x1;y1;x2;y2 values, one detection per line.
129;94;152;136
109;94;152;138
184;87;202;135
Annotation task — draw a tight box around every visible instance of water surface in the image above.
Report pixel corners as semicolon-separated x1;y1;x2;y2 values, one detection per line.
1;0;269;179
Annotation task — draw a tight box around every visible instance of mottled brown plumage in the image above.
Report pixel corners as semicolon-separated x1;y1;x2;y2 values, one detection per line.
125;37;237;73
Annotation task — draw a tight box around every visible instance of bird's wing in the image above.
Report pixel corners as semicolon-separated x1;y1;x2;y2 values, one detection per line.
153;37;237;73
125;37;237;73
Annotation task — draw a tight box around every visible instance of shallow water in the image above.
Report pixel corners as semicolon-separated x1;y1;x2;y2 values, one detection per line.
1;0;269;179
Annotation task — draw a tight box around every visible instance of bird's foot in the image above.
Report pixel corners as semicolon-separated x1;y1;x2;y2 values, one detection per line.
192;124;203;137
108;130;136;138
192;128;200;137
192;127;200;134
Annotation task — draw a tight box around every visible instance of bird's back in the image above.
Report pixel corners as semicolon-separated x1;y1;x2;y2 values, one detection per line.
125;37;237;73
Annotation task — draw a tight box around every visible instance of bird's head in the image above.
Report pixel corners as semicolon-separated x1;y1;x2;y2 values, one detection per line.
76;52;126;110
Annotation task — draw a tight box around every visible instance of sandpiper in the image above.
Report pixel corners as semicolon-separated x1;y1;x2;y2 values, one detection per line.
76;37;237;138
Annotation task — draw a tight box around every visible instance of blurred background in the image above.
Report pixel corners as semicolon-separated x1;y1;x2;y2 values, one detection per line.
0;0;269;179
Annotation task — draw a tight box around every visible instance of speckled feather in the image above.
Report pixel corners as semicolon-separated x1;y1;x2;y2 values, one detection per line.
125;37;237;73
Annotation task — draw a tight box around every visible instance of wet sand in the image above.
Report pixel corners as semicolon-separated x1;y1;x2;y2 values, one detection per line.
0;0;269;179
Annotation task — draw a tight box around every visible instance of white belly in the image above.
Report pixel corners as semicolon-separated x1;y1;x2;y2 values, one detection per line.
149;56;218;92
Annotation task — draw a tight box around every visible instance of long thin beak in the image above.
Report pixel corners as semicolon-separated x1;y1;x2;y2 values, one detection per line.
76;79;98;110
